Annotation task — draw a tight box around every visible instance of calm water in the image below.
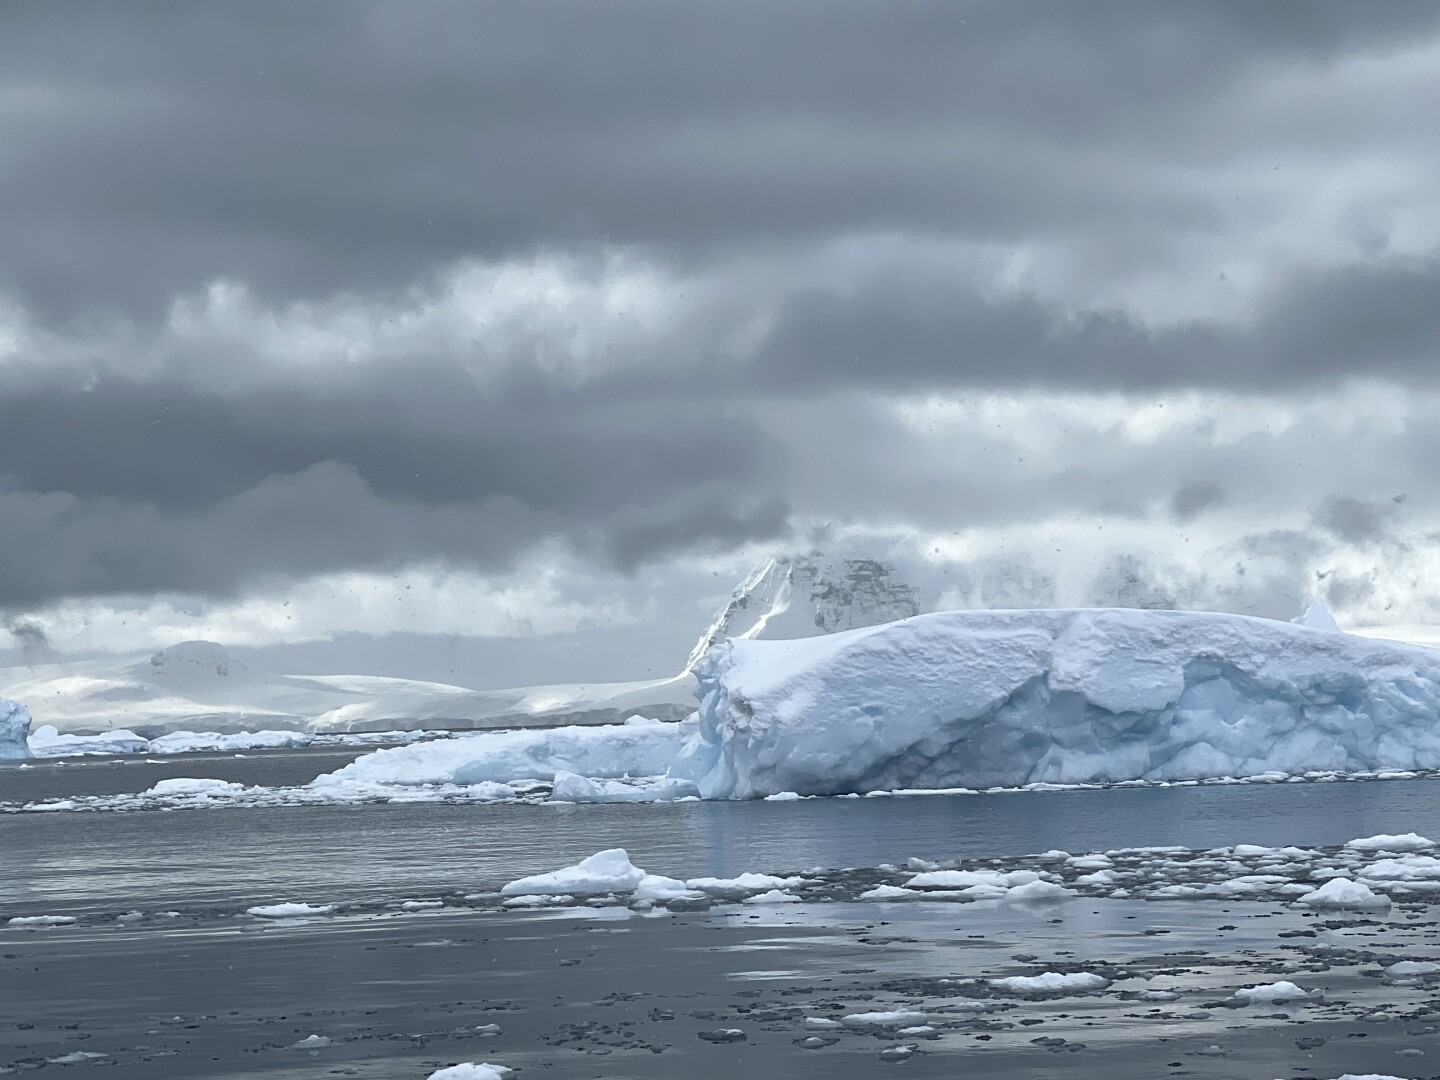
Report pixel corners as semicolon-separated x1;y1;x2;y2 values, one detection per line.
5;752;1440;916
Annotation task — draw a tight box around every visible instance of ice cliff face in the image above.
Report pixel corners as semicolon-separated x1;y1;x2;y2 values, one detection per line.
0;697;33;759
669;608;1440;798
686;554;921;670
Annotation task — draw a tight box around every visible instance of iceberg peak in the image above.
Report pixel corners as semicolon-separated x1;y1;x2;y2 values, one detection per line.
1292;599;1342;633
686;552;920;671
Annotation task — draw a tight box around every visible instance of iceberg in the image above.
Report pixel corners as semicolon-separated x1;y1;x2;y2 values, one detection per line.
0;697;32;759
312;717;685;791
667;608;1440;798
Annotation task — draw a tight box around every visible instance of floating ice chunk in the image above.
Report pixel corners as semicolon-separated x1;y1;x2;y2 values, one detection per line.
1346;833;1435;853
47;1052;107;1064
1003;880;1074;902
743;889;802;904
1233;980;1309;1003
632;874;701;904
291;1035;331;1049
145;777;248;798
841;1010;928;1029
763;791;804;801
804;1017;844;1030
27;724;150;757
7;915;77;926
907;869;1039;889
1294;878;1391;910
500;849;646;897
501;894;573;908
1385;960;1440;976
151;730;312;753
859;884;924;901
685;872;804;897
1358;856;1440;882
0;698;32;760
549;771;698;803
1231;844;1278;857
246;903;335;918
427;1065;514;1080
317;719;684;789
990;972;1108;995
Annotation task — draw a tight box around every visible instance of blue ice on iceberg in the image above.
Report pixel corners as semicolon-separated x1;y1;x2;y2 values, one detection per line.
666;609;1440;798
0;697;32;759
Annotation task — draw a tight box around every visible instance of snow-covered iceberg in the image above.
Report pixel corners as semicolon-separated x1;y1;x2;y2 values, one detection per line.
0;697;32;759
310;717;685;791
667;608;1440;798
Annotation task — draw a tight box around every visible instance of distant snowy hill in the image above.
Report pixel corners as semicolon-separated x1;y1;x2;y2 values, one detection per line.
0;640;693;737
0;553;924;739
686;553;921;670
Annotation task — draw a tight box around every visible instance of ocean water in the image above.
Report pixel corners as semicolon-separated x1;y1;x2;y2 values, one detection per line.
5;751;1439;916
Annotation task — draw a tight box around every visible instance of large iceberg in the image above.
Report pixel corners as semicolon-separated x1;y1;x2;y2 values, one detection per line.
666;609;1440;798
0;697;31;759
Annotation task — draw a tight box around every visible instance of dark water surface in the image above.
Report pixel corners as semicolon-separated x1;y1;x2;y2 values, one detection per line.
5;750;1440;916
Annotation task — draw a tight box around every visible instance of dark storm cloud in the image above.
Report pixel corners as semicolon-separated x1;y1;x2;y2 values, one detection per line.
0;373;767;513
0;369;793;605
1;1;1438;611
747;256;1440;393
1;1;1437;316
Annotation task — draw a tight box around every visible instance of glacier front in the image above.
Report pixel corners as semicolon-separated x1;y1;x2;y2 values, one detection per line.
666;609;1440;798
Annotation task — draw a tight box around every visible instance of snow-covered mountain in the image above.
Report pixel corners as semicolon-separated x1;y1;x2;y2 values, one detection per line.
686;553;921;670
1;640;694;737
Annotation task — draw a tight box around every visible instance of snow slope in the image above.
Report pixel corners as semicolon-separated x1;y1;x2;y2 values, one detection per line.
1;641;693;737
667;608;1440;798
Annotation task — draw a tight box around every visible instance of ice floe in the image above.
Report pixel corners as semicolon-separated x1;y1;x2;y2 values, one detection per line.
989;971;1109;995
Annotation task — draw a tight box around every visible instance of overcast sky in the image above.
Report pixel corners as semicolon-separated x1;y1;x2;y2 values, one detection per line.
3;1;1440;684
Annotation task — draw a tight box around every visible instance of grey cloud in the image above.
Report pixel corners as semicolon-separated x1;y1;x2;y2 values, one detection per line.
0;462;790;608
1312;495;1398;544
745;256;1440;393
1172;482;1226;521
0;373;771;513
1;2;1437;317
1;617;57;665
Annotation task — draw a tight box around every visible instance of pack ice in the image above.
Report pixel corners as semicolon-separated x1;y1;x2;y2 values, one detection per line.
0;697;32;759
666;608;1440;798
